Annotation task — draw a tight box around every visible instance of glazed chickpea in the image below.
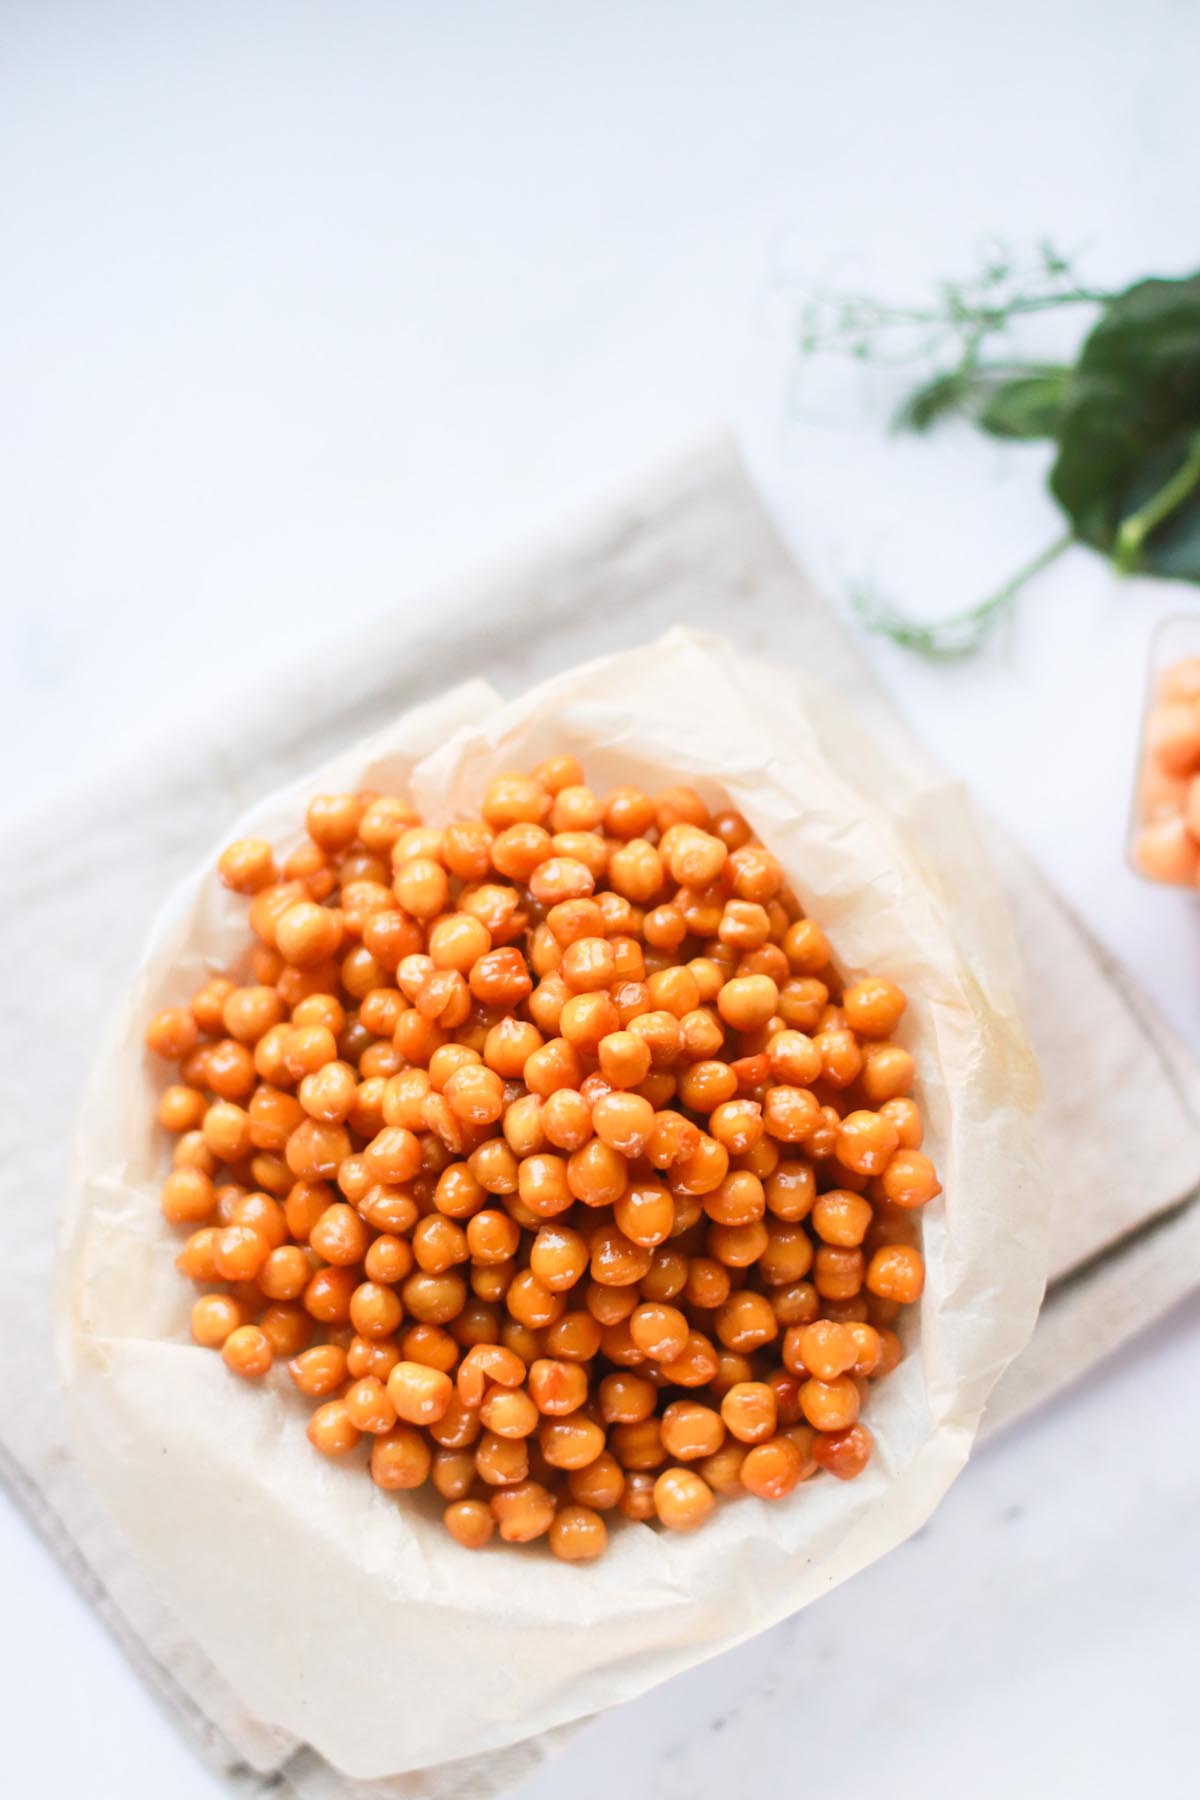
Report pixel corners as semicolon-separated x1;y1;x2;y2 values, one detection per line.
218;838;277;894
659;1329;720;1389
506;1269;564;1329
491;822;553;884
527;1358;590;1417
761;1084;819;1144
705;1171;767;1234
812;1189;874;1247
403;1270;468;1324
212;1223;269;1282
841;976;906;1040
799;1374;860;1433
157;1084;208;1133
524;1037;583;1098
161;1166;216;1225
756;1221;814;1288
607;839;664;904
787;1319;857;1381
653;1467;715;1532
491;1480;557;1543
466;1208;521;1264
482;773;551;829
613;1179;676;1248
543;1309;602;1363
741;1435;805;1500
258;1243;312;1301
387;1361;454;1426
669;1134;729;1197
628;1301;689;1363
275;901;343;969
813;1423;873;1480
176;1227;219;1282
302;793;359;850
836;1110;901;1176
881;1149;941;1208
349;1281;405;1340
364;1428;430;1492
346;1335;401;1382
307;1400;361;1458
661;1401;725;1461
706;1218;768;1269
190;1294;245;1348
442;1499;495;1549
145;1006;199;1062
479;1386;540;1439
343;1376;398;1435
720;1381;777;1445
539;1413;606;1470
393;856;450;919
713;1289;777;1353
717;974;778;1032
288;1344;348;1397
518;1154;573;1219
529;1224;589;1292
866;1243;925;1304
474;1432;529;1488
303;1265;357;1325
812;1028;861;1090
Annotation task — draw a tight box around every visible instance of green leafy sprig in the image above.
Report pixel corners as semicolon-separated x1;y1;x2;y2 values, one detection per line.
795;245;1200;657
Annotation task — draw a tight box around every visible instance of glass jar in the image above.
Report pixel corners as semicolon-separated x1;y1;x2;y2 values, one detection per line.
1128;614;1200;886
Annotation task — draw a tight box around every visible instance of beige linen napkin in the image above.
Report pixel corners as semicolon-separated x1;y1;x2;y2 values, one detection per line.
4;439;1200;1796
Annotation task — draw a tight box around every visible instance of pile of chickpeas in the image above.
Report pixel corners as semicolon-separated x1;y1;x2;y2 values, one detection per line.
1132;655;1200;885
146;758;939;1562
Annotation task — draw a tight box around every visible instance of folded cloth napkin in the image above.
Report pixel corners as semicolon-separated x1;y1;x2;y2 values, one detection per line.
4;439;1199;1798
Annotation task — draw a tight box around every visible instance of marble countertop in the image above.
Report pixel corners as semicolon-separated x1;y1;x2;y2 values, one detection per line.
2;3;1197;1795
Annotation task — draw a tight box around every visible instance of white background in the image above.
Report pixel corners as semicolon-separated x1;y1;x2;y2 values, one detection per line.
2;3;1198;1795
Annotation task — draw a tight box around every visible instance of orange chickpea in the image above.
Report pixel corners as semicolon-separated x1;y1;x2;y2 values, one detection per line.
145;1006;200;1062
812;1189;874;1247
443;1499;495;1548
661;1400;725;1461
529;1224;589;1291
307;1400;361;1458
387;1361;454;1426
720;1381;778;1445
190;1294;245;1348
717;975;779;1032
161;1166;216;1225
866;1243;925;1304
288;1344;348;1396
549;1504;608;1562
491;1480;557;1543
219;1324;275;1375
881;1150;941;1208
628;1302;689;1363
653;1467;715;1532
218;838;277;894
482;773;551;829
813;1422;873;1480
836;1110;900;1176
741;1434;806;1500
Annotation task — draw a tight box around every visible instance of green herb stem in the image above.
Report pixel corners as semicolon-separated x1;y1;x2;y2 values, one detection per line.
854;530;1075;660
1113;432;1200;574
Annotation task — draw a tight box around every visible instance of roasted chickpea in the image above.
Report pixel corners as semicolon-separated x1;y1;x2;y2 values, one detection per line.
653;1467;715;1532
741;1434;806;1500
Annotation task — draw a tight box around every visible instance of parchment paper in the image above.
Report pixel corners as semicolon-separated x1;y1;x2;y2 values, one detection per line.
57;629;1048;1781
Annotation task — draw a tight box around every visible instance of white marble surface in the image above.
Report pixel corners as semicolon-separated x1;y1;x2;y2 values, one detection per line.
2;3;1198;1795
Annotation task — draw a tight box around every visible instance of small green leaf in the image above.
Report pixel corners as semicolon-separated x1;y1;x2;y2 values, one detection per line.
977;369;1070;440
891;371;972;433
1049;272;1200;577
